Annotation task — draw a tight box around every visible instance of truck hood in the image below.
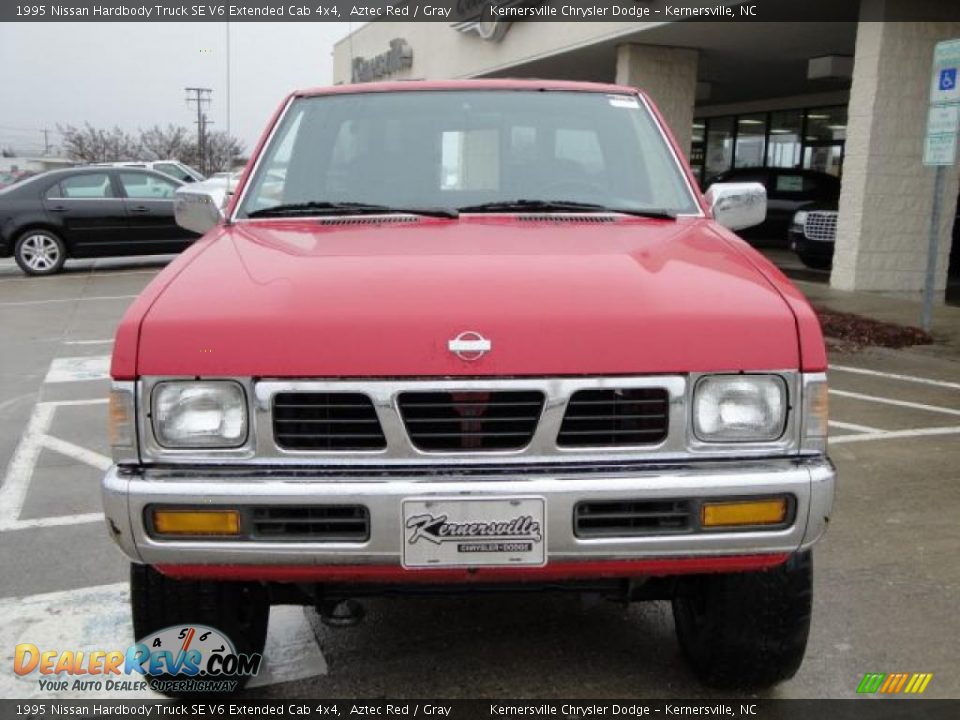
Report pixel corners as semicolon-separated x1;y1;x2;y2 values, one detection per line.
134;216;801;377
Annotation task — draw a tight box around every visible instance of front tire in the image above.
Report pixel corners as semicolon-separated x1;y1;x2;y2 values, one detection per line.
14;230;66;275
672;551;812;689
130;564;269;695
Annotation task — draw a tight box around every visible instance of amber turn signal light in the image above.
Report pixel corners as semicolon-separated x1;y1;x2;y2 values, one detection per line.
701;499;788;528
152;509;241;536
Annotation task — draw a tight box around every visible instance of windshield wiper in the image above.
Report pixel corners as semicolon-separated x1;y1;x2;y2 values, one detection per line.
246;201;458;219
457;199;676;220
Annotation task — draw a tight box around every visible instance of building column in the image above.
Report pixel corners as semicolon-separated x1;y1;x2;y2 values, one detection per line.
615;44;698;156
832;2;960;299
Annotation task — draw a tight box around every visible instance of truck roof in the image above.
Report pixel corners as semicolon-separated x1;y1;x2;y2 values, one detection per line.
295;78;645;98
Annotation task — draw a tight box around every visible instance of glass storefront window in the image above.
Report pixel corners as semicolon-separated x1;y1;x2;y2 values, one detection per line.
804;145;845;177
767;110;803;168
734;113;766;168
805;106;847;142
704;116;734;181
690;105;847;184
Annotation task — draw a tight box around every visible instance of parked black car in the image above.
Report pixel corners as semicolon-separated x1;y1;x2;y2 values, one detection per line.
788;203;838;270
705;167;841;241
0;167;199;275
789;196;960;275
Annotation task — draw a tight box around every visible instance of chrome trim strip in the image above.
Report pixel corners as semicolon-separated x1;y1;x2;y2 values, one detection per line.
137;373;805;466
105;456;834;566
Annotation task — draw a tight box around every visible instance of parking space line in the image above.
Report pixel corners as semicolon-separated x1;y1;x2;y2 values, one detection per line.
63;339;114;346
831;425;960;445
828;420;882;434
829;364;960;391
41;436;111;472
50;398;109;407
0;584;327;699
829;389;960;417
44;356;111;383
0;513;104;532
0;403;55;526
0;294;137;308
0;398;109;533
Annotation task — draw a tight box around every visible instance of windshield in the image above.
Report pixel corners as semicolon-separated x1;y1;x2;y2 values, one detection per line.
236;90;700;218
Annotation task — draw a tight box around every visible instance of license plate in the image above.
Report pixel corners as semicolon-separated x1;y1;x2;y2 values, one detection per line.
401;497;546;568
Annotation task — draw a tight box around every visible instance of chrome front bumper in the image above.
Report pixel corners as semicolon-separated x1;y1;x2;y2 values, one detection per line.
103;457;835;570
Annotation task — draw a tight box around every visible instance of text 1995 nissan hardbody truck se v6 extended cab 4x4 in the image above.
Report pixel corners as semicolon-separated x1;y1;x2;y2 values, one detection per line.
102;79;835;692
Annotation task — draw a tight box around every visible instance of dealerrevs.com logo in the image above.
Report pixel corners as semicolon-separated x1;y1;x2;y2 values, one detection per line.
14;625;262;694
406;512;543;553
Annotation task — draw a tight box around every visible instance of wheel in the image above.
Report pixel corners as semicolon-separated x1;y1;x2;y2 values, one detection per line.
130;564;269;695
797;252;832;270
672;551;812;689
14;230;66;275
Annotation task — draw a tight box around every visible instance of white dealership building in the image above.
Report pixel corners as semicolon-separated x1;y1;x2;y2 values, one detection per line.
333;0;960;302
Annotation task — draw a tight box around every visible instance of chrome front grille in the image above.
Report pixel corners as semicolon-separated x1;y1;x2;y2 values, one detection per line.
558;388;669;447
273;392;387;450
397;390;545;451
803;211;838;242
136;374;805;465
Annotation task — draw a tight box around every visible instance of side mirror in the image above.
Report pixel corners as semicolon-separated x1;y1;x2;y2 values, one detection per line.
174;185;227;235
704;182;766;231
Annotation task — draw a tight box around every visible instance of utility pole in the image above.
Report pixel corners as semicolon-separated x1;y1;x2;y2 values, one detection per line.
185;87;212;173
42;129;51;156
200;114;214;172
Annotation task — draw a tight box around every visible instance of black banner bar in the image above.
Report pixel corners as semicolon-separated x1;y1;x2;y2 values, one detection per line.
3;700;960;720
2;0;958;23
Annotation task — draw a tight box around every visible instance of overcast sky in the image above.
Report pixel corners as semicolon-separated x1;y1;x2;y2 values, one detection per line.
0;22;354;157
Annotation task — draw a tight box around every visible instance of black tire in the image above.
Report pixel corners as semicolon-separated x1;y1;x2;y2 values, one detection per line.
14;229;67;275
130;564;269;695
672;551;812;689
797;252;832;271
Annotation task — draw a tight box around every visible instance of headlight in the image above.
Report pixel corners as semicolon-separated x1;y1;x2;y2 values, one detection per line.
152;381;247;448
693;375;787;443
792;210;808;229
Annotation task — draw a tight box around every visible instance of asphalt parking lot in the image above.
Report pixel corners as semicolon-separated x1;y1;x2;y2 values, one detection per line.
0;256;958;700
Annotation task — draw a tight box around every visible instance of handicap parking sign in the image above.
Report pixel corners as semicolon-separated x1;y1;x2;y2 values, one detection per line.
940;68;957;92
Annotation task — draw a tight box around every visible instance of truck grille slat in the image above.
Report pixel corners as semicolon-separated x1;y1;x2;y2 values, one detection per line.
274;418;382;425
251;505;370;541
558;388;669;447
563;413;668;422
559;428;667;436
273;392;386;451
398;391;544;451
575;499;692;537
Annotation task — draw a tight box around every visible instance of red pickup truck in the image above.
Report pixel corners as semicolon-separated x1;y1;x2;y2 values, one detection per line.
103;79;834;692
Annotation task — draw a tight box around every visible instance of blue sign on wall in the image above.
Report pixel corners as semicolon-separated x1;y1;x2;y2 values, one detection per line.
940;67;957;92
